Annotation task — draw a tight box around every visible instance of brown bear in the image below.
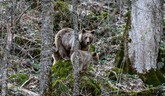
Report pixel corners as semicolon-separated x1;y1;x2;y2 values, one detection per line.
70;50;99;73
54;28;95;60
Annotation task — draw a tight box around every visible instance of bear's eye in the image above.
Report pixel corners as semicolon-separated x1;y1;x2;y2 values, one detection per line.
89;37;92;41
85;37;88;39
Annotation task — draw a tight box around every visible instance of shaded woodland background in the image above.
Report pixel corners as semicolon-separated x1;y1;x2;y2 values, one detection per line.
0;0;165;96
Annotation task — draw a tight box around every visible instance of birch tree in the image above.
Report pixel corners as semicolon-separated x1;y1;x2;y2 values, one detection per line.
72;0;80;95
40;0;54;95
128;0;163;73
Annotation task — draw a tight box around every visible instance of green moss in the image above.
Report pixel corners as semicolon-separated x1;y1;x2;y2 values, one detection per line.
51;60;102;95
146;69;160;86
115;43;124;68
109;87;158;96
9;73;29;85
158;46;165;73
81;76;101;95
106;80;118;91
52;60;72;79
155;70;165;83
52;79;72;96
111;67;123;74
51;60;73;95
139;69;165;87
114;44;133;74
136;88;158;96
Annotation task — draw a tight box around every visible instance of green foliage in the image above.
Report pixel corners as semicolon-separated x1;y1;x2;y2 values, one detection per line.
108;68;122;81
89;44;95;52
106;81;117;90
158;43;165;72
155;70;165;83
81;76;101;95
85;10;109;29
54;1;69;12
51;60;73;95
163;18;165;29
52;78;72;96
97;11;108;20
14;36;26;45
9;73;29;85
115;43;124;68
53;1;72;30
51;60;102;95
87;11;97;20
52;60;72;79
111;67;123;74
99;59;106;65
33;63;40;71
2;2;8;8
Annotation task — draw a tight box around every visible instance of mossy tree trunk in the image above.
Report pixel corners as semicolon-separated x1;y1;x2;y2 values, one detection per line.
128;0;164;86
115;1;132;74
40;0;54;95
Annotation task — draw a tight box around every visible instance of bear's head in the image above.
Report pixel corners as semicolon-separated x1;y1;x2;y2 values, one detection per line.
79;29;95;48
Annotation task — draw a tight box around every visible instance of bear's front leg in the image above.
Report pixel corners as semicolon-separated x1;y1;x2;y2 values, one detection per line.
58;47;69;60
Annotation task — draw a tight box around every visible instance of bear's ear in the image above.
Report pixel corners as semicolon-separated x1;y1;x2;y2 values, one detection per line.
92;52;98;57
91;30;95;34
81;29;86;34
92;52;96;56
92;52;99;61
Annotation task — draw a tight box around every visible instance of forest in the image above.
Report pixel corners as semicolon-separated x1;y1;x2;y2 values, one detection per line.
0;0;165;96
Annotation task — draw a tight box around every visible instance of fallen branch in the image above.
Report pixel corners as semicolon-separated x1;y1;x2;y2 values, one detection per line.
8;83;39;96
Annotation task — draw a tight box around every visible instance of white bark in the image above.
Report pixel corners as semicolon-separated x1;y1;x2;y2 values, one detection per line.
129;0;162;73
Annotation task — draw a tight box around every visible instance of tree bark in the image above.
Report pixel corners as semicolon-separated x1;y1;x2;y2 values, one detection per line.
1;7;7;96
129;0;163;73
1;0;14;95
72;0;80;96
1;45;8;96
40;0;54;95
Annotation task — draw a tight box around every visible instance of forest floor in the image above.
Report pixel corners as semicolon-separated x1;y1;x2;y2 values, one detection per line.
1;0;165;96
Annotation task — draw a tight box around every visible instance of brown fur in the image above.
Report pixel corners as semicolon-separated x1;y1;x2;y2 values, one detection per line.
54;28;95;60
70;50;99;73
79;29;95;51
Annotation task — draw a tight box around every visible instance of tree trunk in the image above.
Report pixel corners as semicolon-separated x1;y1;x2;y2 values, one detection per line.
72;0;80;95
1;0;14;95
40;0;54;95
129;0;163;73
